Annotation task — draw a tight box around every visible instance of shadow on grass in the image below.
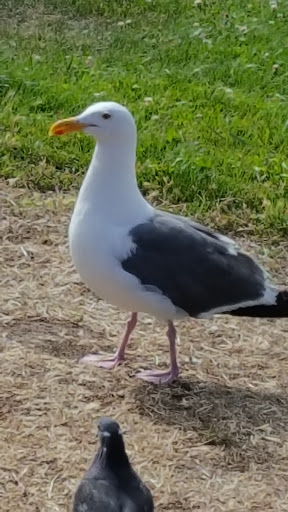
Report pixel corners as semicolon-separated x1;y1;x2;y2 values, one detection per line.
132;377;288;452
6;317;105;359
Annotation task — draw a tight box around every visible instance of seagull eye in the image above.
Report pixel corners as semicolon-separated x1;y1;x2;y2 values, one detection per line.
102;113;111;120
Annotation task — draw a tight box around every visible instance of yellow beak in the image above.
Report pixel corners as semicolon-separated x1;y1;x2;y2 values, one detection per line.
49;117;88;136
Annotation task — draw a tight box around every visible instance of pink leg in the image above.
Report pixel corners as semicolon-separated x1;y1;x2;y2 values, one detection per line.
79;312;138;369
136;321;179;384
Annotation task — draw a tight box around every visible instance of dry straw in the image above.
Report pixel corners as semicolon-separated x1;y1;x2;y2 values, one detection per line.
1;180;288;511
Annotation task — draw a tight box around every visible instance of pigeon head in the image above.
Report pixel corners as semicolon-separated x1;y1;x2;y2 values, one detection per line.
95;417;130;469
98;417;122;443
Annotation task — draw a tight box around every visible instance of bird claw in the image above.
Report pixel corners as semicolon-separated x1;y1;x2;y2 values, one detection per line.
79;353;124;369
136;368;179;385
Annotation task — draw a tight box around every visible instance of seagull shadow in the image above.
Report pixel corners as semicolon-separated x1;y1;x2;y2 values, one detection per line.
5;317;103;359
132;377;288;465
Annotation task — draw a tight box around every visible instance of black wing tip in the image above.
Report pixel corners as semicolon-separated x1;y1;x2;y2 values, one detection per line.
229;290;288;318
277;289;288;305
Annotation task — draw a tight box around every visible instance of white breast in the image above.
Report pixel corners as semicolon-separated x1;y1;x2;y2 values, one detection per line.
67;136;186;321
68;206;182;321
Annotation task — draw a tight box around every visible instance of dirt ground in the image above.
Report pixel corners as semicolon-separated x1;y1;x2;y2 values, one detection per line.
1;180;288;512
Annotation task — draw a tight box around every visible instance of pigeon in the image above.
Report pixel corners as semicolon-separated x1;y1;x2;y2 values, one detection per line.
73;417;154;512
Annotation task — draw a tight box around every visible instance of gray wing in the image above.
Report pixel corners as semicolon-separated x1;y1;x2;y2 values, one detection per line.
73;480;121;512
139;481;154;512
121;211;267;317
126;471;154;512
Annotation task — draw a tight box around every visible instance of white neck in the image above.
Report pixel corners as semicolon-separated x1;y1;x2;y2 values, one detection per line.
75;138;153;225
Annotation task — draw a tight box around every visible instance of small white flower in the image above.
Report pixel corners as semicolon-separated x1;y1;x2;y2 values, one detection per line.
238;25;248;33
93;91;106;97
85;56;93;66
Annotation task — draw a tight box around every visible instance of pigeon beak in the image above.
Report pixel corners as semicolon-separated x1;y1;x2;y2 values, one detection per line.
49;117;88;136
101;431;112;438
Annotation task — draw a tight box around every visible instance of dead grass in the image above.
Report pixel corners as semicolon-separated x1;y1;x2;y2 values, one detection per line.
1;179;288;511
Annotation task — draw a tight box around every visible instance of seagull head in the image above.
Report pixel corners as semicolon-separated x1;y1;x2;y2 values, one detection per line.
49;101;136;143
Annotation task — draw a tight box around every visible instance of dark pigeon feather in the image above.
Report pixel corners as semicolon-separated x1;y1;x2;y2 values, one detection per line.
121;210;269;318
73;417;154;512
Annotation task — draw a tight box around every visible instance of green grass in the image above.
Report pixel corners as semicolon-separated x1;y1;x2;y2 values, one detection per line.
1;0;288;234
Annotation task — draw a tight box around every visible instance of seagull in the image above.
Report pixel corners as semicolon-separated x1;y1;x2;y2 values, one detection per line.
72;417;154;512
49;101;288;384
